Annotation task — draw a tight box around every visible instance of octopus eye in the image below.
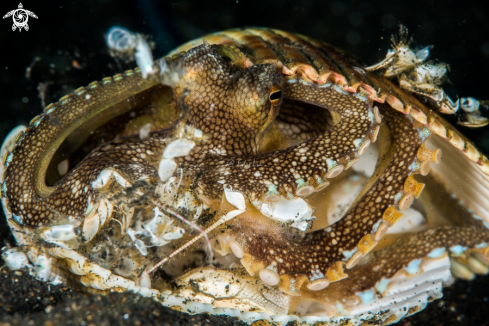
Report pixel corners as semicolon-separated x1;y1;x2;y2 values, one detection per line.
269;89;282;104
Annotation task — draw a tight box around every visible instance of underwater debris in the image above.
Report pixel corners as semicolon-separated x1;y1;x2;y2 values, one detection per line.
106;26;156;78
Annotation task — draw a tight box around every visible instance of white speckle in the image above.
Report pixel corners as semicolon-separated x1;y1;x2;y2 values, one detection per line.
342;247;358;260
134;37;155;78
141;207;185;247
140;272;151;288
98;199;112;226
355;289;375;304
41;224;78;242
92;169;113;189
259;197;315;231
224;186;246;211
428;248;446;258
209;147;226;155
158;158;177;181
404;258;422;274
113;171;132;188
106;27;155;78
57;160;69;176
194;129;203;138
31;254;53;282
163;139;195;159
2;248;29;270
375;278;390;293
476;243;488;249
139;123;152;140
82;210;100;243
194;205;203;220
221;209;245;222
134;239;148;256
449;245;468;256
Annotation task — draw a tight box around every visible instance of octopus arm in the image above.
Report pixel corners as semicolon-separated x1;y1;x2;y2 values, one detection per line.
292;226;489;322
273;100;333;145
224;103;446;295
199;80;378;200
1;70;165;226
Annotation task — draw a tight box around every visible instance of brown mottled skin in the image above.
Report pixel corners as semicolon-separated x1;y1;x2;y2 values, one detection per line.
193;80;374;201
174;44;285;157
2;28;489;300
227;104;427;284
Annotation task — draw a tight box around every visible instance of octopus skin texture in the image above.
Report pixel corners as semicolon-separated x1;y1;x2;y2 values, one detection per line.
2;27;489;325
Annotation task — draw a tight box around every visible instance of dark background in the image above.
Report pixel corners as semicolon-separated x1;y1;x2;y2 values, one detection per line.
1;0;489;325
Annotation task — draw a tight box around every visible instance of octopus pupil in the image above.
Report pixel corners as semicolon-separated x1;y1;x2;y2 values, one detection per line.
269;90;282;101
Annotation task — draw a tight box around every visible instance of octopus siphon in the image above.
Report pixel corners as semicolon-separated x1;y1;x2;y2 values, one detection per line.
2;26;489;325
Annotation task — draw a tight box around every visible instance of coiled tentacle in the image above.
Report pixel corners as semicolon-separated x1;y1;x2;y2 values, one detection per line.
2;69;166;226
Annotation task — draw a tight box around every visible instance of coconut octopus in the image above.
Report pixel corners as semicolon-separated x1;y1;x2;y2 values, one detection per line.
2;26;489;325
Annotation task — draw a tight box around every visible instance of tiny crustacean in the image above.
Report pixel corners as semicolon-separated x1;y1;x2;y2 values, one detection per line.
2;25;489;325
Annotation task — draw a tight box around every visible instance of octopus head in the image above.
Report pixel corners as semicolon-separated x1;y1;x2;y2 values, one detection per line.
175;42;284;152
232;63;284;133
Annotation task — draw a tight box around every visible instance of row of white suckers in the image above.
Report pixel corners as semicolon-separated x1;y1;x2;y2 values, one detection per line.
1;241;459;326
